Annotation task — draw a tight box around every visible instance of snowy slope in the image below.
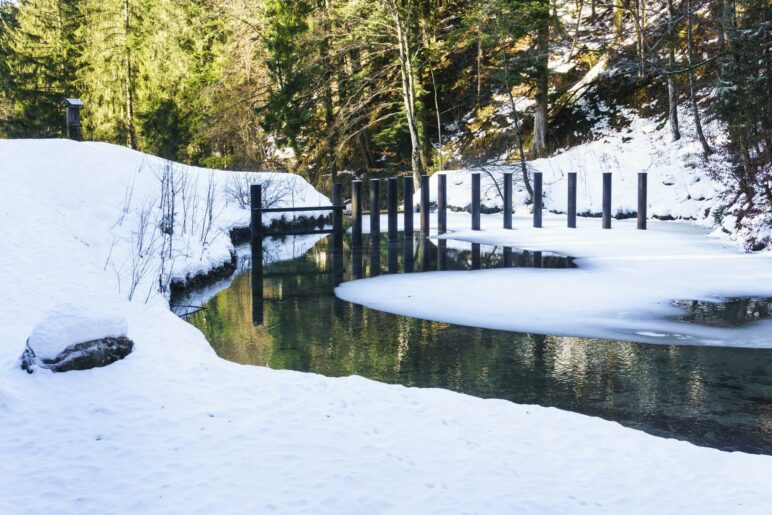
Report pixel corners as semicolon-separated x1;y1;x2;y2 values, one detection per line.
0;139;770;514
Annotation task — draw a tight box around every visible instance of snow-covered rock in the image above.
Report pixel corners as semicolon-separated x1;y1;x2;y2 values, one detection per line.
21;303;132;373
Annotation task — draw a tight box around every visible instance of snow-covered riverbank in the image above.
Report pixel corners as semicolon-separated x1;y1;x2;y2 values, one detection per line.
1;140;771;513
337;211;772;347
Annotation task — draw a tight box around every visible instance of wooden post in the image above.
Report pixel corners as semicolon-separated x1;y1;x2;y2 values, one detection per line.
388;240;399;273
533;251;543;268
351;179;362;246
567;172;577;228
503;172;512;229
369;235;381;277
369;179;380;235
638;172;647;230
250;184;263;325
387;177;398;241
503;247;513;267
437;173;447;234
472;172;481;230
602;172;612;229
403;176;414;235
352;245;363;279
404;234;414;273
533;172;543;228
420;174;430;235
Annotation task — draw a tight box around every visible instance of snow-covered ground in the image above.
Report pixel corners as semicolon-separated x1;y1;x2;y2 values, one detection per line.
338;211;772;347
1;139;771;513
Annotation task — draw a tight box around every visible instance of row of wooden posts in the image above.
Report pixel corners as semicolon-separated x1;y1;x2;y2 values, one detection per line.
349;171;649;243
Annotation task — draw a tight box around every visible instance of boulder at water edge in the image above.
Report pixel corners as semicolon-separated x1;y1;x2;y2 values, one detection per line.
20;303;133;373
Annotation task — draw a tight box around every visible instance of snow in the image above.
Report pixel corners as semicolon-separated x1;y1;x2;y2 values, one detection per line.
338;211;772;348
27;303;128;360
1;139;771;513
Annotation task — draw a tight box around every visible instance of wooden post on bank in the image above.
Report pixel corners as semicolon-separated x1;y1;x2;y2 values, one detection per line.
567;172;577;228
602;172;612;229
533;172;543;228
387;177;398;241
403;176;414;235
351;180;362;246
437;174;447;234
503;172;512;229
369;179;380;236
638;172;647;230
420;174;430;235
471;172;481;230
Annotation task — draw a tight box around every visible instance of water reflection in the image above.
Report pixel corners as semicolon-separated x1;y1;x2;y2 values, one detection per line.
183;234;772;455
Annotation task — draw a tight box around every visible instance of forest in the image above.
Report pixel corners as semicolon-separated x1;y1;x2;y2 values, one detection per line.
0;0;768;205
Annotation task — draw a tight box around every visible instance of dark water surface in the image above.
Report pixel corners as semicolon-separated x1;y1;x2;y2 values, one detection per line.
181;234;772;455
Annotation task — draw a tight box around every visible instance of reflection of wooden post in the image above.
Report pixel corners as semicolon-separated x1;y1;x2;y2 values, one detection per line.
331;183;344;285
352;180;362;246
472;173;481;230
250;184;263;325
388;177;398;241
352;245;363;279
534;251;543;268
503;172;512;229
438;174;447;234
420;174;430;235
533;172;543;228
369;179;380;235
403;176;413;235
471;243;481;269
369;233;381;277
602;172;612;229
503;247;512;267
388;240;399;273
437;239;447;271
567;172;577;228
638;173;647;230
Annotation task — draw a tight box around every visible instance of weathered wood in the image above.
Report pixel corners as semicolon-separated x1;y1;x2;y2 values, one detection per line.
567;172;577;228
533;172;543;228
472;172;481;230
351;180;362;246
387;177;398;241
420;174;430;235
250;184;263;326
638;172;647;230
369;179;380;235
602;172;612;229
438;174;447;234
503;172;512;229
403;176;414;235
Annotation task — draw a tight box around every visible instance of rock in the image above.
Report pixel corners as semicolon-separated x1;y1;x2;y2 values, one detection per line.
21;303;132;373
21;337;134;373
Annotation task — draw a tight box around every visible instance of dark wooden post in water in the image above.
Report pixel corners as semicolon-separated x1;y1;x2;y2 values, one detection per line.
420;174;430;235
503;172;512;229
567;172;577;228
503;247;513;267
369;179;380;235
387;177;398;241
437;239;447;271
351;179;362;246
638;173;647;230
602;172;612;229
332;183;343;239
533;172;543;228
250;184;263;325
533;251;543;268
403;176;414;235
471;172;481;230
437;174;447;234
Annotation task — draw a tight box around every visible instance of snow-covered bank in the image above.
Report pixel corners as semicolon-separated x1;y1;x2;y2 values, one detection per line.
337;211;772;348
1;140;771;513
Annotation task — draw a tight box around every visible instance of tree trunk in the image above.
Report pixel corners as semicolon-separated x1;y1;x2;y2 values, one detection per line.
392;5;423;188
666;0;681;141
504;54;533;200
686;0;713;156
320;0;337;182
530;7;549;159
124;0;136;149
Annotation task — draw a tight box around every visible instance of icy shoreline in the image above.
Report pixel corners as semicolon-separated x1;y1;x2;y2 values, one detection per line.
1;140;771;513
337;211;772;348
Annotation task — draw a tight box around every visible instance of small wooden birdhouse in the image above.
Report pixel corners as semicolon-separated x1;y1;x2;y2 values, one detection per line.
61;98;84;141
